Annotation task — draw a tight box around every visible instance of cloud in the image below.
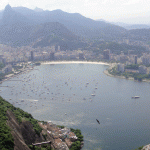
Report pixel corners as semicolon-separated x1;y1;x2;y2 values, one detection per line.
101;0;109;4
123;0;140;5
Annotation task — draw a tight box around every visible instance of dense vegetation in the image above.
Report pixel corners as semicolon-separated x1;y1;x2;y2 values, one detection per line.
0;62;6;81
0;96;84;150
125;64;139;70
135;146;144;150
91;41;147;56
0;62;5;70
70;128;84;150
57;125;65;129
0;97;14;150
13;107;42;136
0;96;43;149
29;144;53;150
0;73;5;81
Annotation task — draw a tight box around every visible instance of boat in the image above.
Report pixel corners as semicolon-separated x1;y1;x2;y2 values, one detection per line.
132;96;140;99
91;94;95;96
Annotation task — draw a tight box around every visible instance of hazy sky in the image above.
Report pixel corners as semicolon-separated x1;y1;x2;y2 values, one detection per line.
1;0;150;23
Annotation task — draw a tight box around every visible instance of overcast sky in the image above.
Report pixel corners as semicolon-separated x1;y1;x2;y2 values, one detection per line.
1;0;150;23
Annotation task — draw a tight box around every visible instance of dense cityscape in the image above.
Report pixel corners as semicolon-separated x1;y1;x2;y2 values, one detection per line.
0;42;150;82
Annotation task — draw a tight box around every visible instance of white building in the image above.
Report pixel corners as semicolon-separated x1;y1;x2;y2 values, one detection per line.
139;65;147;74
117;63;125;73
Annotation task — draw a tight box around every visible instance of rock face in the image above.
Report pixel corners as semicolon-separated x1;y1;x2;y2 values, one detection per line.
6;110;82;150
6;110;30;150
6;110;43;150
142;144;150;150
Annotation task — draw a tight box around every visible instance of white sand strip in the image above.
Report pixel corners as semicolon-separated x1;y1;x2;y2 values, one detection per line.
41;61;110;65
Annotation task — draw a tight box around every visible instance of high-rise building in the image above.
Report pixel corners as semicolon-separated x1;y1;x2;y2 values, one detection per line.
139;65;147;74
134;55;137;64
50;52;55;60
31;51;34;61
117;63;125;73
103;49;110;60
79;53;84;60
128;50;134;56
55;45;61;51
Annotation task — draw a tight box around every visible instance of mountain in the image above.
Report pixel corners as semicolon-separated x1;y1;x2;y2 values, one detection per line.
30;22;86;49
96;19;150;30
0;21;82;48
0;5;87;48
12;8;126;40
111;22;150;30
125;24;150;30
1;5;150;48
34;7;44;12
0;5;128;48
127;29;150;41
96;19;150;41
2;4;31;25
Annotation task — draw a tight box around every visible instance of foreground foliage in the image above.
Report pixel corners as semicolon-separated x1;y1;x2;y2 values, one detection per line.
0;96;84;150
0;97;14;150
0;96;42;149
70;128;84;150
135;146;143;150
29;144;53;150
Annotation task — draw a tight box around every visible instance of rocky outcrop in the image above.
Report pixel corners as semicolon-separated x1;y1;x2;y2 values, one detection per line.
142;144;150;150
6;110;83;150
6;110;43;150
6;110;30;150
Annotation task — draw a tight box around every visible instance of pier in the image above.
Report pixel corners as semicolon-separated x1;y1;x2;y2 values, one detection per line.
32;141;51;146
9;80;22;81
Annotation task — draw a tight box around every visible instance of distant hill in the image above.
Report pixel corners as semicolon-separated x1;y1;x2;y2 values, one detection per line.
34;7;44;12
0;5;87;49
3;5;126;40
127;29;150;41
96;19;150;30
0;5;150;48
13;8;126;40
2;4;31;25
111;22;150;30
0;21;83;49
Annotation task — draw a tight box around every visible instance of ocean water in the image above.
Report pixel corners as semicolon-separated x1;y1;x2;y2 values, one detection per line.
1;63;150;150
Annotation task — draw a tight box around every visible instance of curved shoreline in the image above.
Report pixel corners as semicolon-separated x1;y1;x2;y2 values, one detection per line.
2;60;150;84
103;66;150;83
41;60;110;65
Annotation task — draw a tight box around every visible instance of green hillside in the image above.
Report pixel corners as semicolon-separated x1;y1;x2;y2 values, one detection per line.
0;96;42;149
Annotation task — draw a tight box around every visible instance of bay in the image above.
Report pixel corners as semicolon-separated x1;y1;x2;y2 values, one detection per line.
1;63;150;150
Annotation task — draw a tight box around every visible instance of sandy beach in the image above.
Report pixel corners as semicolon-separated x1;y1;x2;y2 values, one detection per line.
41;61;110;65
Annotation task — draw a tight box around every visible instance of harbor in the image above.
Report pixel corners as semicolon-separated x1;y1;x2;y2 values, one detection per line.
0;63;150;150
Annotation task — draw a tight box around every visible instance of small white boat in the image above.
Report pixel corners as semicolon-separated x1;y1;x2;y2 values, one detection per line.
91;94;95;96
132;96;140;99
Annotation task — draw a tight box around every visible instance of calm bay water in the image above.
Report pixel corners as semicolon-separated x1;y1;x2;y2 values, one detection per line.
1;63;150;150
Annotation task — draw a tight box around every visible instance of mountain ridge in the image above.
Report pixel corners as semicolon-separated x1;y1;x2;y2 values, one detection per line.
0;5;150;48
